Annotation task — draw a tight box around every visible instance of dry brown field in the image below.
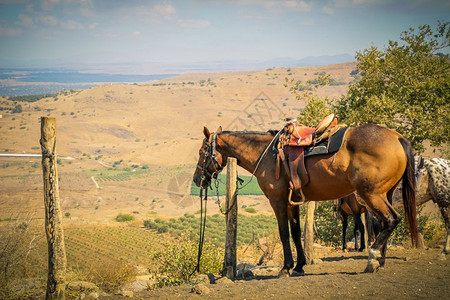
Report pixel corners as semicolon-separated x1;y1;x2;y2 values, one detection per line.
1;62;447;299
0;62;356;222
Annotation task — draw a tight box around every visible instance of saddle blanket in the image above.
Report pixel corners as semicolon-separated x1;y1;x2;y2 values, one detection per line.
304;126;349;157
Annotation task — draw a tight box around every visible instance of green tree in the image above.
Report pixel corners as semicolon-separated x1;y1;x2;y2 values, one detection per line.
285;73;333;127
11;104;22;114
297;96;333;127
335;22;450;153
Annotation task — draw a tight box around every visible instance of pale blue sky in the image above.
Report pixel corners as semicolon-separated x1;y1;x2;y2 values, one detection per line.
0;0;448;68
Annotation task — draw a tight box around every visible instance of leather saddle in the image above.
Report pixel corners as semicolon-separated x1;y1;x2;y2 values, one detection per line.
276;113;340;206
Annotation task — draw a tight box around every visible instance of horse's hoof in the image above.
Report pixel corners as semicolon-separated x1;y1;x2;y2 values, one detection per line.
277;269;290;278
364;259;380;273
358;248;365;252
368;249;381;260
291;270;304;277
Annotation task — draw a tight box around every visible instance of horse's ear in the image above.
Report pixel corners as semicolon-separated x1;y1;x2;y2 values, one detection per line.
418;156;425;169
216;126;222;134
203;126;210;138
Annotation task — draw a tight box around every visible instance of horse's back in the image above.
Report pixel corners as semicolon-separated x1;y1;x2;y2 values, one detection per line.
345;124;408;195
303;124;408;201
346;124;403;152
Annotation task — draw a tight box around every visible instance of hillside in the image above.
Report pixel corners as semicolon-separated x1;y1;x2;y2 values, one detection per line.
0;62;356;221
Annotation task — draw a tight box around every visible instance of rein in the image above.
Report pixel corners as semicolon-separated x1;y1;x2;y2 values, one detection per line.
191;185;208;276
192;130;281;274
236;129;282;190
191;132;221;276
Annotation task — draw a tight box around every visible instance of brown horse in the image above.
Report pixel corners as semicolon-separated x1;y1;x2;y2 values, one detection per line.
193;124;418;275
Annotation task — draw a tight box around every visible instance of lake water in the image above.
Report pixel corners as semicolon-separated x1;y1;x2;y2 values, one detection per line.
0;68;176;96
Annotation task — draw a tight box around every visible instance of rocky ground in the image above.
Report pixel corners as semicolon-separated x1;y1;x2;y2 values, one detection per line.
88;246;449;300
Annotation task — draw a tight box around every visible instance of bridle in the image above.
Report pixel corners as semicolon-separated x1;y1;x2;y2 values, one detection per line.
196;132;224;187
191;132;224;276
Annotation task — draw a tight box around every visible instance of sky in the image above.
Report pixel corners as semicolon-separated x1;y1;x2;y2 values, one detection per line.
0;0;449;69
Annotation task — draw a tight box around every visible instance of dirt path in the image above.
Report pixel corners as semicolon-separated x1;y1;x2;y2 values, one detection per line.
102;248;449;299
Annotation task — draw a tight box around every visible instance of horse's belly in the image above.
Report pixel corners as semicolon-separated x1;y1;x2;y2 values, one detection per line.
303;153;355;201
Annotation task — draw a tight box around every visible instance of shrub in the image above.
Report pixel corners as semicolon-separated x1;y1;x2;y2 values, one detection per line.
390;207;446;246
115;214;134;222
84;258;137;292
244;207;257;214
0;215;40;298
313;201;346;247
151;233;223;287
11;104;22;113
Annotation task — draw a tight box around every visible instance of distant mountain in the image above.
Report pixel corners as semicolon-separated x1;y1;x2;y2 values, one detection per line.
0;54;355;75
171;54;355;72
264;54;355;68
295;54;355;66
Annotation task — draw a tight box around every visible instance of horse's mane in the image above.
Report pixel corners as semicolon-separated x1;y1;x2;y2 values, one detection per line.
220;130;278;136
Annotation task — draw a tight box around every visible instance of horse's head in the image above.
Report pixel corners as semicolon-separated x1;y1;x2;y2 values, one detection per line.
193;126;225;188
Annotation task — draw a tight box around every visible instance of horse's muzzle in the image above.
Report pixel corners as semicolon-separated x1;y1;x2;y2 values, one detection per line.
193;173;209;188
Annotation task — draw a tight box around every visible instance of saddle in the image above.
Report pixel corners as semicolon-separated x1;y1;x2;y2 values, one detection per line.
276;113;341;206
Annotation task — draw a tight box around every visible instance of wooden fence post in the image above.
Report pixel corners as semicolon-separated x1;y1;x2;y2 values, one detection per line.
222;157;237;279
304;201;316;265
41;117;67;299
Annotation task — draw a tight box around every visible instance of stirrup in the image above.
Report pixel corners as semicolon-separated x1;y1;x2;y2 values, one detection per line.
288;181;305;206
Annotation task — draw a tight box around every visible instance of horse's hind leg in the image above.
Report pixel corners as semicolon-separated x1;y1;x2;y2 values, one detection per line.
361;193;401;273
288;205;306;275
354;213;365;251
342;214;348;251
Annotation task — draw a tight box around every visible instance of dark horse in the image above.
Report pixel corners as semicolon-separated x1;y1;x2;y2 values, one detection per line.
193;124;418;275
334;194;366;252
335;193;383;250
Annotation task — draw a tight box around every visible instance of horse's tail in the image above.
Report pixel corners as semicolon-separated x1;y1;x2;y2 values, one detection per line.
399;137;419;247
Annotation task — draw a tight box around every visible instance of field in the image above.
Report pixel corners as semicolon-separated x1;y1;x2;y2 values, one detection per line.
0;62;447;298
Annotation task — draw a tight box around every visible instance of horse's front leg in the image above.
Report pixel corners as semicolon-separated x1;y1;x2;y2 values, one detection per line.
274;206;294;277
288;205;306;276
439;204;450;254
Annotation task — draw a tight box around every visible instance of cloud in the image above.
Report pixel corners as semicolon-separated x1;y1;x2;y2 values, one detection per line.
88;22;97;30
153;4;176;16
40;15;59;26
285;1;312;11
0;22;22;36
179;19;211;28
60;19;84;30
41;0;61;11
0;0;28;3
135;3;177;22
321;6;334;14
301;18;315;26
18;14;34;27
80;7;94;17
133;31;141;36
265;1;313;12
